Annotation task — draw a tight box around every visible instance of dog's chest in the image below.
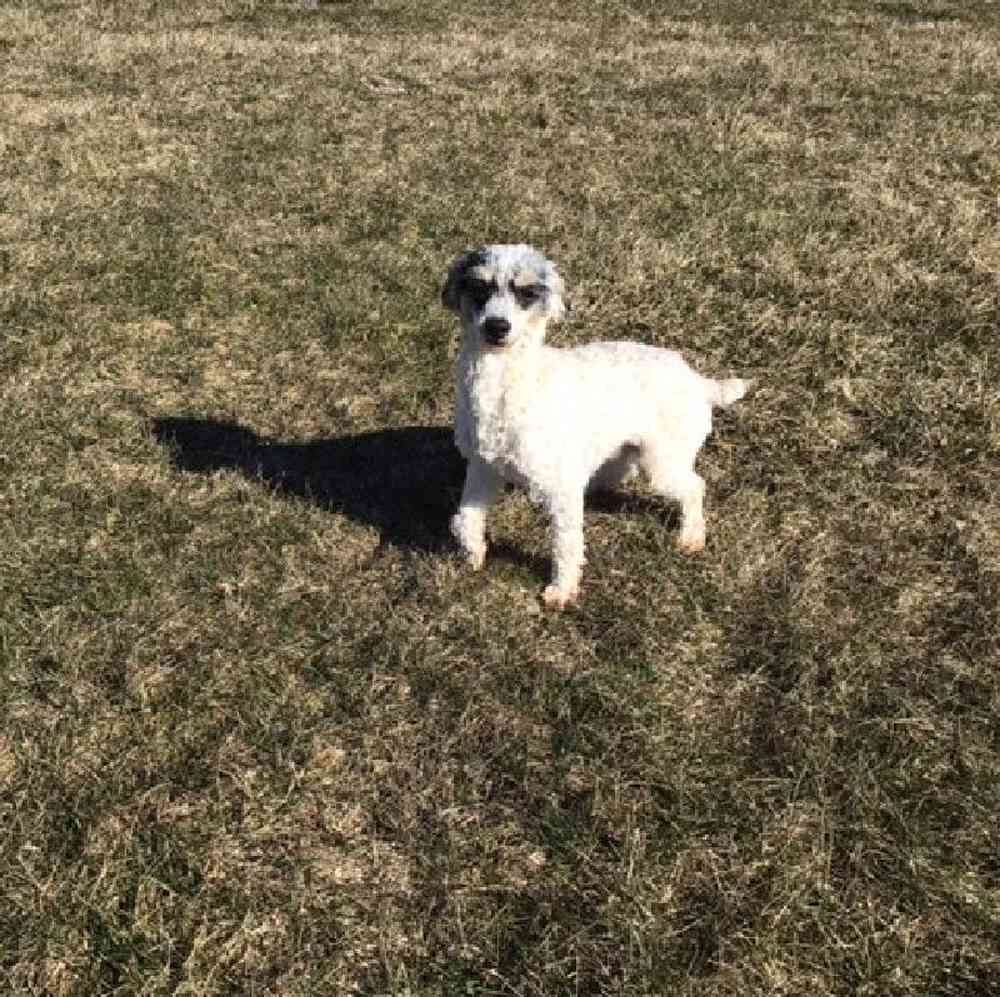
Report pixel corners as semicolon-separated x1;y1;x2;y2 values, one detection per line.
458;354;545;479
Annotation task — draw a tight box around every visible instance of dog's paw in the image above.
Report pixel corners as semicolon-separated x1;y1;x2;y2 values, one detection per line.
677;524;706;553
453;538;486;570
542;584;579;610
450;514;486;569
464;544;486;570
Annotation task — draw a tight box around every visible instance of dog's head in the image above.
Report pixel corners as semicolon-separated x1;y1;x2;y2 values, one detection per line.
442;244;566;350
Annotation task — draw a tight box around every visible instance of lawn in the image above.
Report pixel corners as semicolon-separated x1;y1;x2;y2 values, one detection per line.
2;1;999;994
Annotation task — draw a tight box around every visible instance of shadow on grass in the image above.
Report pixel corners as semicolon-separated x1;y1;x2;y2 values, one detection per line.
152;417;466;551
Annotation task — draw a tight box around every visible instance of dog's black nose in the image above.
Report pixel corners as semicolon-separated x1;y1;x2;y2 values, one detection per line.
482;317;511;345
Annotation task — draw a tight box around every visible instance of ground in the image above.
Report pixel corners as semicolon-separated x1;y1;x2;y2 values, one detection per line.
1;1;999;994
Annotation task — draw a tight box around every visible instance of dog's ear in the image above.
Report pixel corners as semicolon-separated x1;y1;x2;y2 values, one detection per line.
441;249;484;313
544;262;567;323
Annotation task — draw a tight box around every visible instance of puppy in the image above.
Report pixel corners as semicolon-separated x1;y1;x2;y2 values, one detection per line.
443;243;750;608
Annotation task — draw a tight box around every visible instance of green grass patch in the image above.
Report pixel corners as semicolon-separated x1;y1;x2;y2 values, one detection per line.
2;1;999;994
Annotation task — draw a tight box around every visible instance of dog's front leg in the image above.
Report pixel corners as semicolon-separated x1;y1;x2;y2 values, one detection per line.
451;456;503;570
543;491;585;610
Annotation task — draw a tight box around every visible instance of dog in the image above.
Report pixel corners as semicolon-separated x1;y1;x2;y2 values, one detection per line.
442;243;750;609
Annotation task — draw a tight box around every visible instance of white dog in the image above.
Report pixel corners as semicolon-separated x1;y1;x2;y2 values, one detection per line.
442;244;750;609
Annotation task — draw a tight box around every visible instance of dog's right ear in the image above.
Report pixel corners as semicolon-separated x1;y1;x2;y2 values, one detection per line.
441;249;485;313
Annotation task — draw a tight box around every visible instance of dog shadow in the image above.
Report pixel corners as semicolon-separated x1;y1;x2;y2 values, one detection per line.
152;417;467;552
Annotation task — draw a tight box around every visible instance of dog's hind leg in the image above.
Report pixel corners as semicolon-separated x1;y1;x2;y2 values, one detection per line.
641;447;706;553
451;457;503;569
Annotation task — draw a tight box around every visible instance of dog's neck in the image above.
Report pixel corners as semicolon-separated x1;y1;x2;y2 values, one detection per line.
457;339;547;464
462;339;544;400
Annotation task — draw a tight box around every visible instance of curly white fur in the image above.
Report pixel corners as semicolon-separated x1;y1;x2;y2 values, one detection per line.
442;244;751;609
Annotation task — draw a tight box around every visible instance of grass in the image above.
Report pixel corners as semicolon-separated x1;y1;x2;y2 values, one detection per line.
2;0;999;993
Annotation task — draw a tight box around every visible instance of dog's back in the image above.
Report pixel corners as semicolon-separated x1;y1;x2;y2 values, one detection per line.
564;341;748;409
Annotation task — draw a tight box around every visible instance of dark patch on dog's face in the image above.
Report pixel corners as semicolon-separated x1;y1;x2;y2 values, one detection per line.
510;280;545;309
463;273;496;311
506;266;545;309
441;248;488;313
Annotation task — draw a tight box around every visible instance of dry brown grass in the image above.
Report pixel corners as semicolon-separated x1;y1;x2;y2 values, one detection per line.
2;1;1000;994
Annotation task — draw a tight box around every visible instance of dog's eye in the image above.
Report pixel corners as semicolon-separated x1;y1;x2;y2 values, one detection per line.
514;284;543;306
466;280;492;308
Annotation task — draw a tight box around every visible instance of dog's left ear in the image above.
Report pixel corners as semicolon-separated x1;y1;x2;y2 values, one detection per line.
441;249;484;313
544;262;568;323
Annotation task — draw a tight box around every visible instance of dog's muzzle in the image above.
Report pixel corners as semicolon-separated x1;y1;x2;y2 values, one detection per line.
482;317;512;347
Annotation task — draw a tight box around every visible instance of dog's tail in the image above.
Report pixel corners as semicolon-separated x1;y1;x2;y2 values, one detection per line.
705;376;752;408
